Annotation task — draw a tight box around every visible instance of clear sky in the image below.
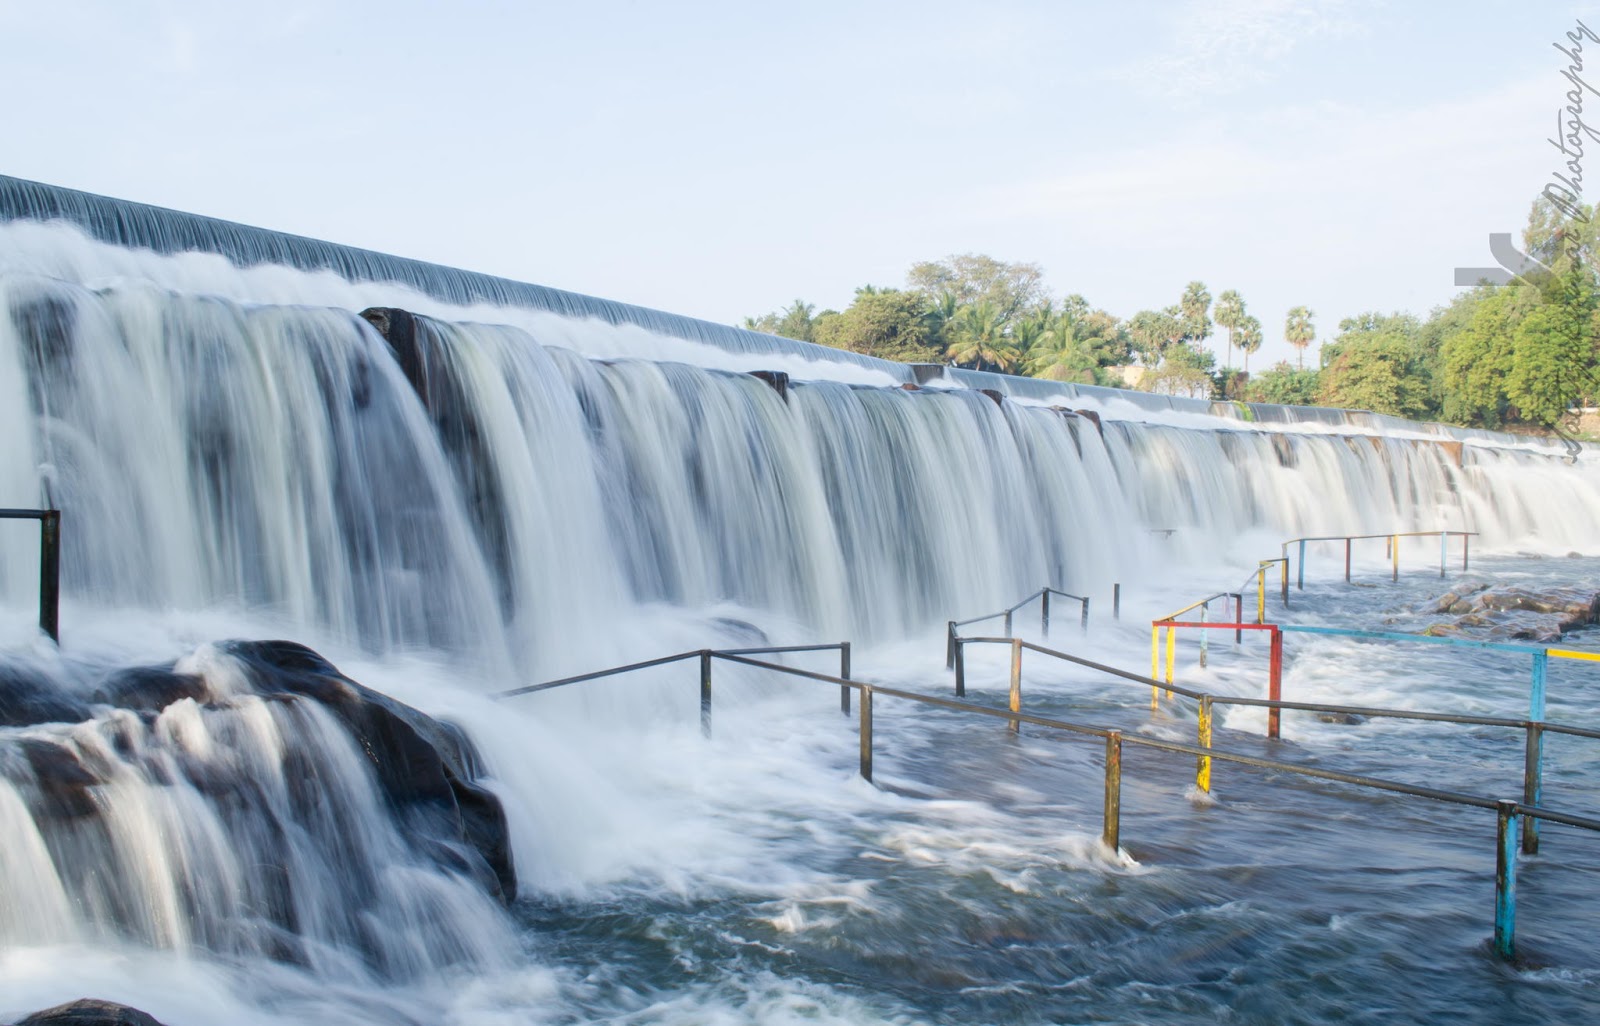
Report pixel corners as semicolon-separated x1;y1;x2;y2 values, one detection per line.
3;1;1594;367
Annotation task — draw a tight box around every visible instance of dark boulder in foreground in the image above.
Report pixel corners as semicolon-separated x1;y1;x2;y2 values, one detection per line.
14;1000;168;1026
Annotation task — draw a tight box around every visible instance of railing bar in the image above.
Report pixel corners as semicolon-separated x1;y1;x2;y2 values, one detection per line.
717;644;845;655
0;509;50;519
494;650;703;697
961;637;1209;699
1210;697;1532;727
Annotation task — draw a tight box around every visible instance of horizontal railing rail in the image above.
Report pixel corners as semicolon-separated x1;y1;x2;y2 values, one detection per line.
1282;529;1477;586
945;585;1108;669
0;508;60;642
503;636;1600;960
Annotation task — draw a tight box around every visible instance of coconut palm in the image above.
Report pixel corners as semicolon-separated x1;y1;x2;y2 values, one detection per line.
1285;305;1316;370
1237;313;1263;374
1213;289;1245;370
945;301;1019;372
1026;311;1099;383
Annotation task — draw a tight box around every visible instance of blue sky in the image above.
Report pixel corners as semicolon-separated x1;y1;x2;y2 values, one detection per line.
3;1;1593;367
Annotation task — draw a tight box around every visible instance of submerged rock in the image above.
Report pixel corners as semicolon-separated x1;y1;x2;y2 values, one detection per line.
1424;583;1600;642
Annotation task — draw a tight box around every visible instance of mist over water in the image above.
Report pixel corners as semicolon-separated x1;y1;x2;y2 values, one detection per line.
2;200;1600;1025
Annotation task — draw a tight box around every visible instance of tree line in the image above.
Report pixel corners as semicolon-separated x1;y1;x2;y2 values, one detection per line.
742;196;1599;434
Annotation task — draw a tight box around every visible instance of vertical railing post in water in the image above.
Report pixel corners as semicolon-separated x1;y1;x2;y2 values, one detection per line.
954;638;967;697
699;650;712;738
1256;567;1266;623
946;620;956;670
1164;625;1176;699
1081;596;1090;632
1103;730;1122;851
1440;531;1448;578
839;642;852;715
1298;539;1306;590
1280;559;1289;607
1345;537;1352;583
1525;652;1548;853
1197;694;1213;792
1199;603;1209;668
39;510;60;643
1392;534;1400;582
1113;583;1121;620
1149;627;1161;710
858;685;873;782
1523;723;1544;855
1041;588;1051;638
1003;610;1013;638
1267;628;1284;739
1008;639;1023;734
1495;799;1519;960
1463;534;1471;571
1235;595;1243;643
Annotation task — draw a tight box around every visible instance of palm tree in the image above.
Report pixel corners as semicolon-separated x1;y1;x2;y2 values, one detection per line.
1180;281;1212;344
945;301;1019;372
1026;311;1099;382
1237;314;1263;375
1285;306;1316;369
1214;289;1245;370
923;291;962;350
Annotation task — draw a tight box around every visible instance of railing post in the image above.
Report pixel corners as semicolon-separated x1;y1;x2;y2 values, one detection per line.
39;510;60;644
1197;694;1213;792
1113;583;1121;620
1529;652;1548;723
1041;588;1051;638
1392;534;1399;582
1298;539;1306;590
954;638;967;697
1008;638;1022;734
1150;627;1161;710
1256;568;1266;623
1345;537;1352;583
1495;799;1519;960
1164;624;1176;698
859;685;873;782
1280;559;1288;606
1103;730;1122;852
840;642;852;715
1199;602;1209;668
1003;610;1013;638
946;620;956;670
1234;594;1242;643
1267;627;1283;739
1523;723;1543;855
1440;530;1448;578
1463;534;1470;571
1080;596;1089;632
699;650;712;738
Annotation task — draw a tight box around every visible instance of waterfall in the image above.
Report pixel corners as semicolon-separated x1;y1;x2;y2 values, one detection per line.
4;178;1600;1024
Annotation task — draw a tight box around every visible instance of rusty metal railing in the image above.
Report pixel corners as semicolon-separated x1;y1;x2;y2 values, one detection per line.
945;585;1107;669
0;508;60;642
1281;529;1477;587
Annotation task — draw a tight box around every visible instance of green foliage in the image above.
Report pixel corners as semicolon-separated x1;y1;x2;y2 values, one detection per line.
1244;362;1320;406
1180;281;1213;344
1316;314;1432;418
945;301;1021;372
1236;313;1263;374
809;288;939;362
1213;289;1244;369
1506;265;1600;426
908;254;1046;322
1126;307;1185;364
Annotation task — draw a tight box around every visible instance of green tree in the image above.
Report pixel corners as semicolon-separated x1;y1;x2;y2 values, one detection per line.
908;254;1046;322
1213;289;1244;370
1506;265;1600;426
1316;314;1432;417
1180;281;1213;345
1025;309;1099;383
1143;341;1216;398
810;287;938;362
945;301;1020;372
1236;313;1263;375
1244;362;1320;405
1284;305;1315;370
1126;307;1185;364
1439;286;1529;427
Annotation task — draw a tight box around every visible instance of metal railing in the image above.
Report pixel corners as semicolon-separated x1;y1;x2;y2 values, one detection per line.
944;585;1110;670
1281;530;1476;587
0;508;60;642
503;634;1600;960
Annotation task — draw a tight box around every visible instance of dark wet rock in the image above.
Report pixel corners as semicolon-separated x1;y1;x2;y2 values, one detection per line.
15;999;168;1026
14;738;102;818
88;666;207;713
222;640;515;902
0;665;90;727
1314;712;1368;725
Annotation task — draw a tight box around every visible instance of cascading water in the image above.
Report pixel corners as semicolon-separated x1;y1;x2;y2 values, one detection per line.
3;177;1600;1025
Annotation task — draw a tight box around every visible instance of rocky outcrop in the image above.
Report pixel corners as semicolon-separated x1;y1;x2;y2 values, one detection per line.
1424;582;1600;642
13;1000;168;1026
